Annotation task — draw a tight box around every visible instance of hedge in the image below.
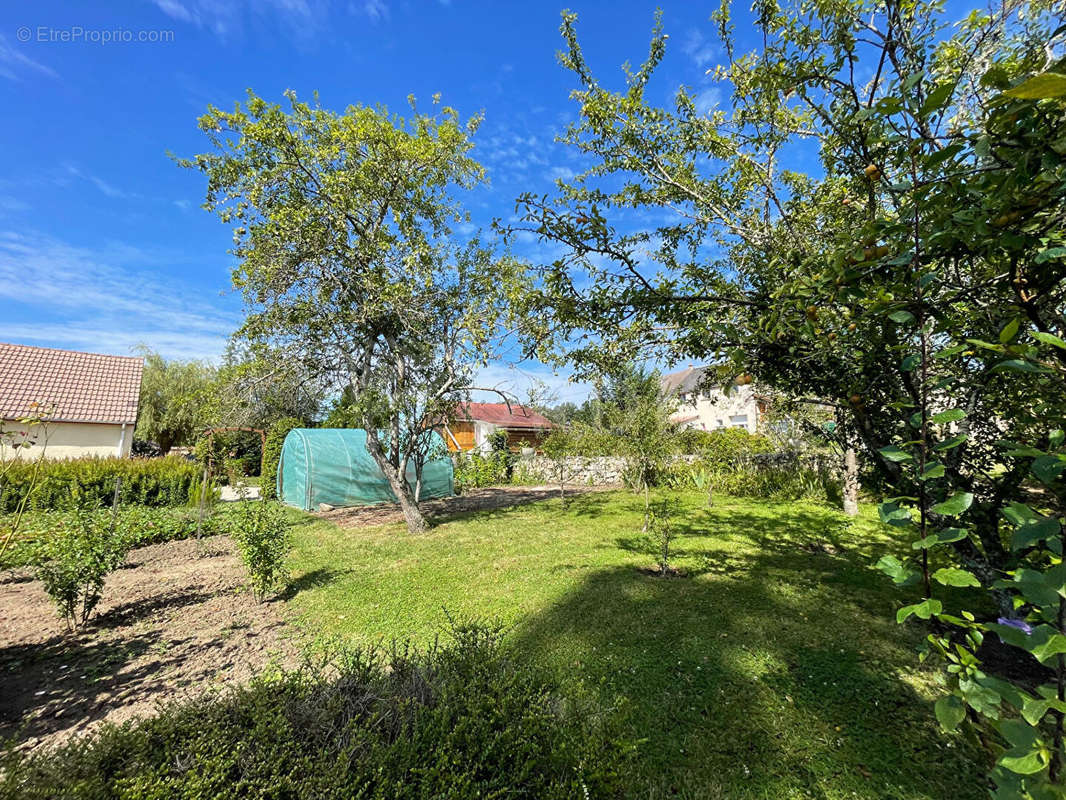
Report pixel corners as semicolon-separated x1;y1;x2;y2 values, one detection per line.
0;456;200;513
260;417;305;500
0;624;631;799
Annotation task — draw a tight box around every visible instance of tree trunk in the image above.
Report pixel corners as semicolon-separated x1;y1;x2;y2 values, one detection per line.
364;433;428;533
843;447;859;517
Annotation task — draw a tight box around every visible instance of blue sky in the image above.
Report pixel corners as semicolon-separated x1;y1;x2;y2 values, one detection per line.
0;1;755;405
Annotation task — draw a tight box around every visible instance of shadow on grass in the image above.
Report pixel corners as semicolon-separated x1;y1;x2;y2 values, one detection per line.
279;567;352;601
428;487;617;527
510;502;987;800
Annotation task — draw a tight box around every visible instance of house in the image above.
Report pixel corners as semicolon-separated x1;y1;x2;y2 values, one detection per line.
660;365;765;434
0;342;143;460
443;402;553;453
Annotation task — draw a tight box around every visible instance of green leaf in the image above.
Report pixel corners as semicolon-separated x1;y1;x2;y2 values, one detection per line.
1003;72;1066;99
878;501;913;529
1029;629;1066;665
995;359;1051;374
932;492;974;517
935;694;966;731
1032;331;1066;349
919;83;954;117
934;434;967;452
933;343;968;359
1002;501;1039;526
876;554;919;586
901;354;919;371
888;310;915;324
1032;455;1065;485
1035;246;1066;264
924;143;964;169
1012;518;1062;551
999;319;1020;343
999;748;1046;775
932;409;966;424
932;567;980;587
878;445;913;463
912;528;968;550
1015;573;1060;608
897;597;943;623
920;462;946;480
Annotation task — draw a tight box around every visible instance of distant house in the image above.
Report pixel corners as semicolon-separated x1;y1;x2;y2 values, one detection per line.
0;342;143;460
443;402;553;453
660;365;766;434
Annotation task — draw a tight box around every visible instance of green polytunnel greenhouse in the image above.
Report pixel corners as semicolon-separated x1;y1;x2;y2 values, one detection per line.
277;428;454;511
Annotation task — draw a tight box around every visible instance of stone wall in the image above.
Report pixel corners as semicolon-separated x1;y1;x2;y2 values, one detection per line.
514;454;701;486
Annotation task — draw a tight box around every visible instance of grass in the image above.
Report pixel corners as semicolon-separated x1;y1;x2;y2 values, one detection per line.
288;491;983;798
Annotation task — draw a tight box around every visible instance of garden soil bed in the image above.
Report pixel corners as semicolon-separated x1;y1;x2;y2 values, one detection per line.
318;485;615;528
0;535;301;753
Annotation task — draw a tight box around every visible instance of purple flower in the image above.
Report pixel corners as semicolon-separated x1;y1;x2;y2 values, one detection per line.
997;617;1033;635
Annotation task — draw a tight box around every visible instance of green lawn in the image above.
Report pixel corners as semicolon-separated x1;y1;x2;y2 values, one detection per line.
284;490;985;800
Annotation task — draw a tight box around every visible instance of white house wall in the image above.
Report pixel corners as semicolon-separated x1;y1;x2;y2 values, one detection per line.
669;384;761;433
0;420;131;460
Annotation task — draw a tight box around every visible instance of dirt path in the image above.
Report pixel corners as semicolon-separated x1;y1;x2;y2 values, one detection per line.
0;536;301;753
318;484;614;528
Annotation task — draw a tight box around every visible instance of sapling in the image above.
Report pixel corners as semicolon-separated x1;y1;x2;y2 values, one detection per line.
648;498;680;577
32;488;130;631
232;499;291;602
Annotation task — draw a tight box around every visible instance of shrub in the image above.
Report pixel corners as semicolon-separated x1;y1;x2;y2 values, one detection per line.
682;428;774;462
30;500;130;630
453;451;510;491
0;624;632;799
1;505;242;572
261;417;305;500
0;456;200;513
232;500;291;602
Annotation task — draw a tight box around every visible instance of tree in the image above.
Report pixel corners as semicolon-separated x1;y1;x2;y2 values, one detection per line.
134;350;217;454
509;3;1066;791
510;3;1065;586
180;91;523;532
602;365;678;529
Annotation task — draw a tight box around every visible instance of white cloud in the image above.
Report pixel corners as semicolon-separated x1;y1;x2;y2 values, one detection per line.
62;164;131;199
681;29;716;67
548;166;575;182
694;87;721;115
151;0;322;37
358;0;388;22
0;231;239;360
0;195;29;214
0;33;59;82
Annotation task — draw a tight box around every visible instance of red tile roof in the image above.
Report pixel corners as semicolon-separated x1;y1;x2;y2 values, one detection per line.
454;402;553;429
0;342;143;425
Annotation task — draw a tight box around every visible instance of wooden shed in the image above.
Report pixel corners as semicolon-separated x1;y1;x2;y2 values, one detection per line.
442;402;553;453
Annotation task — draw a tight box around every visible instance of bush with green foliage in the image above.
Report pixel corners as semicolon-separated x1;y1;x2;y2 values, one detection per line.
679;428;774;462
261;417;305;500
30;501;130;630
2;505;242;571
0;456;200;514
232;500;291;602
0;623;631;799
453;451;510;491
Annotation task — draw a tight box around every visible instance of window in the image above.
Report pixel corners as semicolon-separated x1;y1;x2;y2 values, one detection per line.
729;414;748;429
